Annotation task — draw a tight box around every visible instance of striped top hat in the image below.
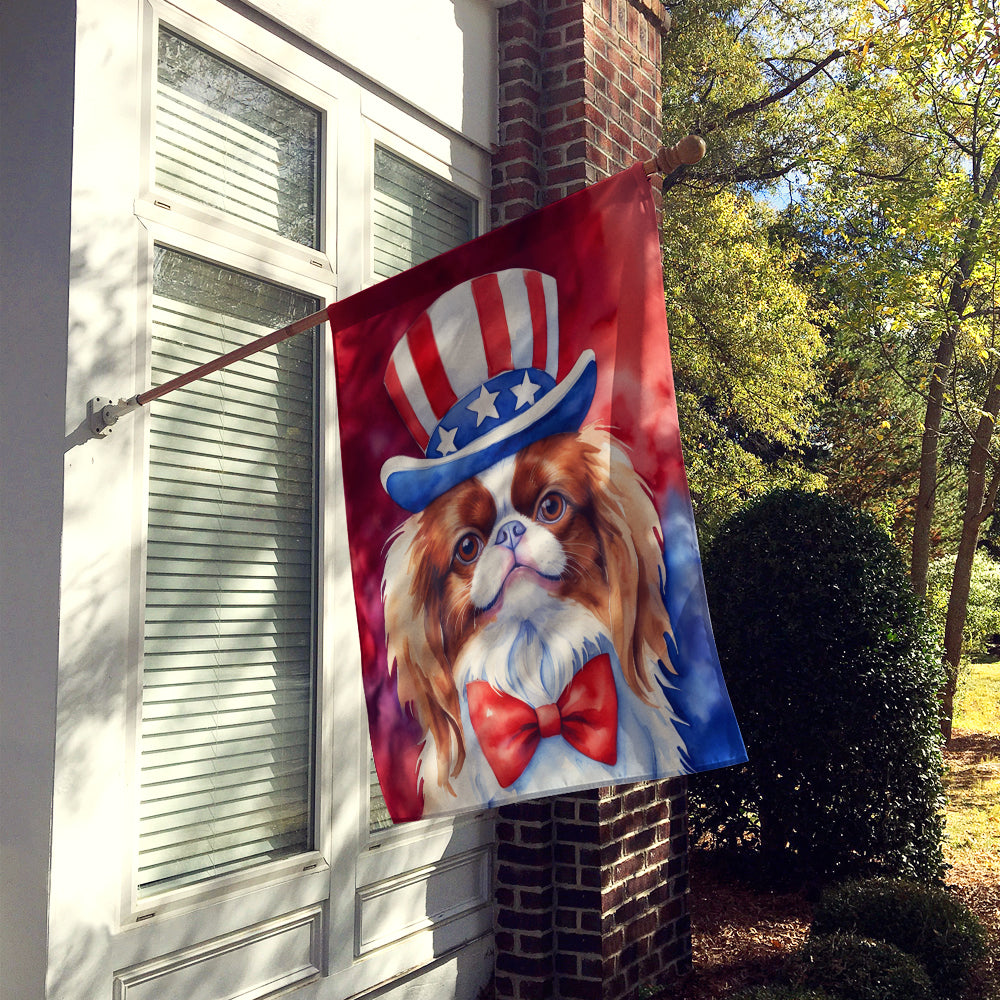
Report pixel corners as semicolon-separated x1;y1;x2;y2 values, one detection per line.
380;268;597;511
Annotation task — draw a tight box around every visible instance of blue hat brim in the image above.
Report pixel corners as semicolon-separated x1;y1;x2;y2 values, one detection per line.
381;351;597;512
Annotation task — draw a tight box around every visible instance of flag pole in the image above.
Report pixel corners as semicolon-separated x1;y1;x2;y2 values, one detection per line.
87;307;330;437
642;134;706;177
88;136;705;438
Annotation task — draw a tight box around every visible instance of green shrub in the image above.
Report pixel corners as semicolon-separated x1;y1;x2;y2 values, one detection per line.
927;551;1000;658
811;878;988;998
793;933;934;1000
693;489;946;882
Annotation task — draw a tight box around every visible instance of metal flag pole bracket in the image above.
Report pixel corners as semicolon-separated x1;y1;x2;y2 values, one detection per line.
88;395;142;438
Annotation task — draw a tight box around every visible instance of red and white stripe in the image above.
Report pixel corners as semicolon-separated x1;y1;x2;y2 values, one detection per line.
385;269;558;451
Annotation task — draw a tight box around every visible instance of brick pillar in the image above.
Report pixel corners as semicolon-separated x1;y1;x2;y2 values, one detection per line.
493;0;667;224
491;3;691;999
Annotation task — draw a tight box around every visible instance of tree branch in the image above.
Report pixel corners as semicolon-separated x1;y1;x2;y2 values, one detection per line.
702;49;847;133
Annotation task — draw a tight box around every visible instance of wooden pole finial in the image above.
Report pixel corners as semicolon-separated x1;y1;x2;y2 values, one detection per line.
643;135;707;176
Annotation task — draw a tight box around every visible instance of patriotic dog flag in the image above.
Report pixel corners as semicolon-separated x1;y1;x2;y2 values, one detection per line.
331;164;746;821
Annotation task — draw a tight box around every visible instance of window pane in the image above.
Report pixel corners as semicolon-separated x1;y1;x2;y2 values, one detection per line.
156;28;320;248
369;149;478;831
138;247;318;895
373;146;477;279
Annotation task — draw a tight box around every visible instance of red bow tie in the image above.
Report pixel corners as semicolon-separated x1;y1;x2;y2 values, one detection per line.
466;653;618;789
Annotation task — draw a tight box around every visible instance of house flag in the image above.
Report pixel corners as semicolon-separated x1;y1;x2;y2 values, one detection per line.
331;163;746;822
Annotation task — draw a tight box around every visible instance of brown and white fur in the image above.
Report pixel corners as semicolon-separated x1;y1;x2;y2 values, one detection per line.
382;424;687;815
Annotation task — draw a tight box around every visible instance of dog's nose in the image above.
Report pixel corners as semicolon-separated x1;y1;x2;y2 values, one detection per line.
496;520;526;551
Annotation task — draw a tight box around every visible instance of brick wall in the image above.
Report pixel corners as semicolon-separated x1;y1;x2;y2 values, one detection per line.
493;0;667;225
490;4;691;997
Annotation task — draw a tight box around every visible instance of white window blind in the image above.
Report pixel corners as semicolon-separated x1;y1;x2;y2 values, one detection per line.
156;27;320;248
373;146;478;279
368;147;477;832
138;248;319;895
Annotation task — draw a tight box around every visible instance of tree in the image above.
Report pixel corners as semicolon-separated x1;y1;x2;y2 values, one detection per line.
661;0;854;195
659;0;846;535
661;188;825;536
660;0;998;736
799;0;1000;736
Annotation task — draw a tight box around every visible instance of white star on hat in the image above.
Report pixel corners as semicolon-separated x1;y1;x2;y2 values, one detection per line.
467;384;500;426
435;425;458;457
510;372;541;410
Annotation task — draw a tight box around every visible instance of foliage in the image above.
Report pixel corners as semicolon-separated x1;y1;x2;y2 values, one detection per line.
660;0;1000;739
693;489;947;882
662;189;826;537
944;661;1000;882
661;0;855;194
791;933;934;1000
659;2;837;537
954;658;1000;735
810;331;927;547
811;878;988;998
790;0;1000;736
927;550;1000;658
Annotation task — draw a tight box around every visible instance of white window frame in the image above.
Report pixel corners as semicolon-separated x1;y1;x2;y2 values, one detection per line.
123;0;339;928
109;0;495;992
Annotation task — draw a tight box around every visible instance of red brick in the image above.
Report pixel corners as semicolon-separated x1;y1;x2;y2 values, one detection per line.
542;39;586;69
555;951;579;976
498;906;551;933
496;952;551;978
498;862;552;889
514;976;556;1000
609;119;633;149
625;868;658;897
543;106;569;130
520;930;555;954
547;119;591;147
493;138;542;163
542;66;566;89
520;886;554;910
548;3;590;28
503;40;538;63
502;120;543;145
546;163;589;186
503;79;541;104
499;100;539;125
625;910;657;944
499;842;552;868
560;979;603;1000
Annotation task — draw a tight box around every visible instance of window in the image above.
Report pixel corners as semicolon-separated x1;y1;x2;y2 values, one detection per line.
139;248;319;895
372;145;478;279
115;6;493;992
136;26;323;898
367;146;478;832
155;28;320;247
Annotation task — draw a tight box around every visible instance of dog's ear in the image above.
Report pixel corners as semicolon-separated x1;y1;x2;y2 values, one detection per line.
580;426;674;699
383;518;466;793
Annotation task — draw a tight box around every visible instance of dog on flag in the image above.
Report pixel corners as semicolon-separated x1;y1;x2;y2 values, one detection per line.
379;269;687;815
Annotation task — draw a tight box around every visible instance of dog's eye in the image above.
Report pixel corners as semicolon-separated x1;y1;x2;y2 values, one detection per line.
536;491;567;524
454;532;484;565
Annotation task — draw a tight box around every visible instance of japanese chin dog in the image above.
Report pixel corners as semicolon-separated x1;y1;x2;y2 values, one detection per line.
382;424;687;815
